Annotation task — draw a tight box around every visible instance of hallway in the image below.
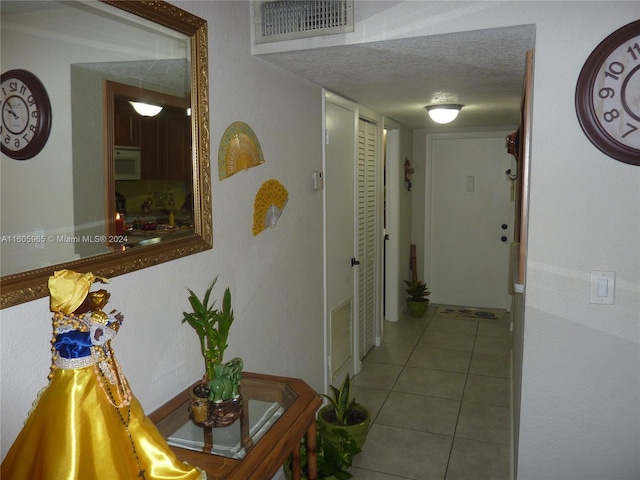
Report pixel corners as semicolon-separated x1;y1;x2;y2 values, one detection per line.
349;305;512;479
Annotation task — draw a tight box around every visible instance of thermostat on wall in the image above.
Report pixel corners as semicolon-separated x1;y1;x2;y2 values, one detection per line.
312;171;324;190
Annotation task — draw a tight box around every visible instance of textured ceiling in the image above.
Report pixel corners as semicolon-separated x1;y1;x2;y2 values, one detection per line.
77;59;190;96
259;25;536;129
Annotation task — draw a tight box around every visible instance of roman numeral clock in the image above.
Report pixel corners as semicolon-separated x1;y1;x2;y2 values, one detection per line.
1;69;52;160
576;20;640;166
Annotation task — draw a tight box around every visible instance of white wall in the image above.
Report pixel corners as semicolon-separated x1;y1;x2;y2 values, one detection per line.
1;0;325;460
515;6;640;478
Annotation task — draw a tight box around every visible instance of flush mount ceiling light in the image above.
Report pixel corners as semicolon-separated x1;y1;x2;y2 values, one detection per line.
425;104;463;124
129;101;163;117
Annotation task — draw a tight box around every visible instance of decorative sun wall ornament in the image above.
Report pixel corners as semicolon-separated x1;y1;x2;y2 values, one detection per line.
252;179;288;236
218;121;265;180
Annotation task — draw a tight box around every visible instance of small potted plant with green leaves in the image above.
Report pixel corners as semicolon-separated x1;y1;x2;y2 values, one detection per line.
283;421;361;480
316;374;370;450
404;279;431;317
182;276;243;427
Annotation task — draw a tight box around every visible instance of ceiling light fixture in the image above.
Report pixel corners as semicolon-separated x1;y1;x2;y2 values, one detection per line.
425;104;463;124
129;101;163;117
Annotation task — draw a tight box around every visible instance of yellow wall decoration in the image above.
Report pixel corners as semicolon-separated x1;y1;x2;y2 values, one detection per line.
253;179;288;236
218;121;265;180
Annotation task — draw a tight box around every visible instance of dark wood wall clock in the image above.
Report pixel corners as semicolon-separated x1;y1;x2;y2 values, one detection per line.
575;20;640;166
1;69;52;160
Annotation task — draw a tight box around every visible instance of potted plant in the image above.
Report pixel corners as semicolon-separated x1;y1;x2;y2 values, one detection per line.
182;277;243;426
317;374;370;450
283;421;361;480
404;279;431;317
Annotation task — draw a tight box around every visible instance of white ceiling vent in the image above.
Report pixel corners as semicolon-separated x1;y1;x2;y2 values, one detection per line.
254;0;353;44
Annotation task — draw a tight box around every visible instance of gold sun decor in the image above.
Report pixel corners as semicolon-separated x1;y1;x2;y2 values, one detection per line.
252;179;288;236
218;121;265;180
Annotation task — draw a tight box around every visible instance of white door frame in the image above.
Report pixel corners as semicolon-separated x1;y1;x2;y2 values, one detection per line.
322;90;359;392
382;118;401;323
322;93;385;391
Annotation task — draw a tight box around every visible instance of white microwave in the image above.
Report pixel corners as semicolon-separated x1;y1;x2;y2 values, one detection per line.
114;146;141;180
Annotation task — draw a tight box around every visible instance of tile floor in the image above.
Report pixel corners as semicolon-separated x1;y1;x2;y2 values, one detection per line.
348;304;512;480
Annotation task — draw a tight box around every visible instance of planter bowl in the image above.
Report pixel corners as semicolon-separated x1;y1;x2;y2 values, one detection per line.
407;299;429;317
189;385;244;428
317;404;371;450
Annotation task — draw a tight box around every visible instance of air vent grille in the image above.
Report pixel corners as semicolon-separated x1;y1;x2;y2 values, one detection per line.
330;297;352;383
254;0;354;44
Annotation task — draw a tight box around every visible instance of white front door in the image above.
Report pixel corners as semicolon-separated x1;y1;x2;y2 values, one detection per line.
325;94;357;385
429;134;514;309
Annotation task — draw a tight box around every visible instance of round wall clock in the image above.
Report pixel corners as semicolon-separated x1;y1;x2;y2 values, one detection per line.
1;69;52;160
575;20;640;166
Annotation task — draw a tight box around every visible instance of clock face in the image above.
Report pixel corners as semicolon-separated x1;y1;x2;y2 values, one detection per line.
1;69;52;160
576;20;640;166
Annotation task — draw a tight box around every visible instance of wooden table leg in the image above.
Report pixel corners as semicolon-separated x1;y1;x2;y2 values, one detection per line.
203;426;213;453
306;422;318;480
291;442;301;480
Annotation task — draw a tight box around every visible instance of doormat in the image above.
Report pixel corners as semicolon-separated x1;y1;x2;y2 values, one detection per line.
436;306;504;320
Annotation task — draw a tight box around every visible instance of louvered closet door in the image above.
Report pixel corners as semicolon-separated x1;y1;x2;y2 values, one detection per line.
357;119;377;359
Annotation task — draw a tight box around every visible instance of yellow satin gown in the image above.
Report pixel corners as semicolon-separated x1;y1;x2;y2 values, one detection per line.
2;270;205;480
1;366;204;480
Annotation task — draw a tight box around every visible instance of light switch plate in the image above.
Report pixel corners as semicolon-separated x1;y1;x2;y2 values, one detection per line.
590;271;615;304
466;176;474;192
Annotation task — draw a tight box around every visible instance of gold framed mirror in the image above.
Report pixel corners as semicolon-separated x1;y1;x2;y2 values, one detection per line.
1;1;211;309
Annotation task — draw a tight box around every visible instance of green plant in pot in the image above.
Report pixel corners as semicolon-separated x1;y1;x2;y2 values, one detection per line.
283;421;361;480
317;374;370;451
404;279;431;317
182;277;243;426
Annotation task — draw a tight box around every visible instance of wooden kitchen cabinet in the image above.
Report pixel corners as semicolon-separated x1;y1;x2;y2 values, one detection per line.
139;105;190;181
113;98;140;147
160;106;191;181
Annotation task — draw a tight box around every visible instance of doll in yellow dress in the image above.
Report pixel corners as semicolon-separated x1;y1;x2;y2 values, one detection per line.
1;270;205;480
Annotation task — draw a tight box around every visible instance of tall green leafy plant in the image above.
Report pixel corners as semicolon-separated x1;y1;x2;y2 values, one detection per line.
182;277;234;383
287;421;361;480
404;280;430;301
321;374;359;426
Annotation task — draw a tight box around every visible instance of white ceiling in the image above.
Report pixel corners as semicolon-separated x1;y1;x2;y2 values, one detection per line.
258;24;536;129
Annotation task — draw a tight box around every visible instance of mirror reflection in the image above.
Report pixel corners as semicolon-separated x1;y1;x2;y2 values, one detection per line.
106;80;195;250
1;0;211;308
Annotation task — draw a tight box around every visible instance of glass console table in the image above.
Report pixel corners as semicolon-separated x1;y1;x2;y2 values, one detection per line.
149;372;322;480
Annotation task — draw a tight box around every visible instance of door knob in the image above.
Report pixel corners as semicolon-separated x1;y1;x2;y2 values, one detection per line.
351;258;360;267
501;236;508;242
501;224;508;230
